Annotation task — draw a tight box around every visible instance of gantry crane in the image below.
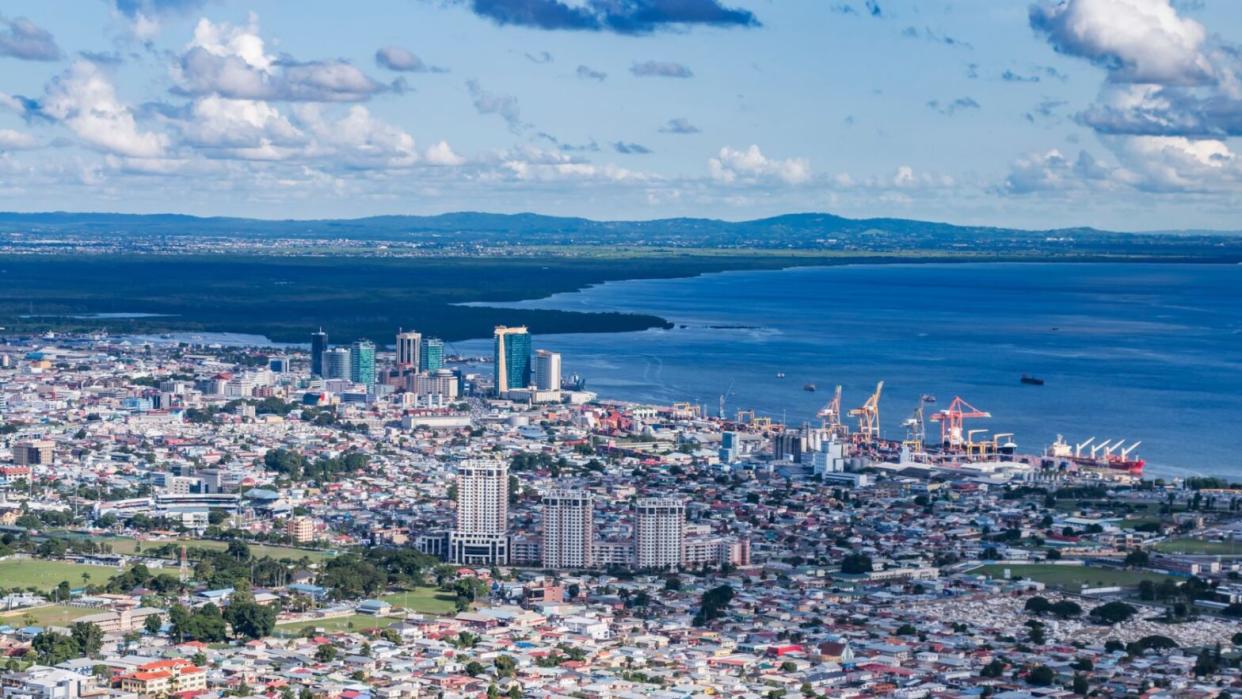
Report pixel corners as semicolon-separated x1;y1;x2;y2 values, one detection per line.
849;381;884;443
930;396;991;450
817;385;848;439
901;394;934;453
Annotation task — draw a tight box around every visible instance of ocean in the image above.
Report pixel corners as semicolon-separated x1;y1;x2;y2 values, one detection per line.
457;262;1242;480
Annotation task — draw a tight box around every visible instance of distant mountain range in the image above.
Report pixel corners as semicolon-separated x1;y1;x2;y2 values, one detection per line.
0;210;1239;257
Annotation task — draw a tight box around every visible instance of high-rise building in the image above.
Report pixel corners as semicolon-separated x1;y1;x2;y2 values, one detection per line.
542;489;594;569
310;329;328;376
449;460;509;564
396;330;421;370
13;439;54;466
493;325;532;395
350;340;376;384
634;498;685;569
324;347;351;380
534;349;562;391
420;337;445;372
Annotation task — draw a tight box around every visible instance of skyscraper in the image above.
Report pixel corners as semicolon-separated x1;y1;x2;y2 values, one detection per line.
449;459;509;564
534;349;562;391
493;325;532;395
324;347;351;380
350;340;376;384
634;498;685;569
310;328;327;377
396;330;421;370
420;337;445;372
542;489;593;569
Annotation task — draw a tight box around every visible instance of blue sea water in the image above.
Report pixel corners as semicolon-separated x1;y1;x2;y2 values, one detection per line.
459;262;1242;480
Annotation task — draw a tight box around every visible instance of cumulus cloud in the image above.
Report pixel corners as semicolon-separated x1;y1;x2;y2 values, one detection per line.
1030;0;1212;85
111;0;209;40
171;17;391;102
462;0;759;35
0;129;39;150
660;117;700;134
375;46;446;73
0;16;62;61
631;60;693;78
1001;137;1240;194
708;144;810;185
576;65;607;81
4;61;168;158
466;79;528;132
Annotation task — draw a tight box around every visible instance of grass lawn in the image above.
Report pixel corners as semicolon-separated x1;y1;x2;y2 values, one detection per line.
91;537;337;563
1153;538;1242;555
382;588;459;615
0;559;118;591
973;564;1176;590
1118;517;1162;530
274;614;397;635
0;604;98;627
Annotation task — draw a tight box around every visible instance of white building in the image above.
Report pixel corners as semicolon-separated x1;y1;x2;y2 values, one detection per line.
542;489;593;569
633;497;685;570
449;459;509;565
396;331;421;369
534;349;562;391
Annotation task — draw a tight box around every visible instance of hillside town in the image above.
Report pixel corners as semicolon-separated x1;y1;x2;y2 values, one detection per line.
0;330;1241;699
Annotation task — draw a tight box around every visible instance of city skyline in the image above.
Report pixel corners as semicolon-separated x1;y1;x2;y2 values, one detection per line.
0;1;1240;231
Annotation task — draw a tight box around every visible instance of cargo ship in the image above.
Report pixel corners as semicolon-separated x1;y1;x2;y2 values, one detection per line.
1045;435;1145;476
1020;374;1044;386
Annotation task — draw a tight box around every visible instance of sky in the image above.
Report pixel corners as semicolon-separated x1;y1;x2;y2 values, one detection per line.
1;0;1241;231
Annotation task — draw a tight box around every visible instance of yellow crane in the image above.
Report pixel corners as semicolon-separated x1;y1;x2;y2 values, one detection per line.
849;381;884;442
817;385;848;438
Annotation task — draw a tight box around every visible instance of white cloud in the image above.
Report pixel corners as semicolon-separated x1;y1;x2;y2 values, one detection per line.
25;61;168;158
708;145;810;184
0;129;39;150
1030;0;1212;85
424;140;465;166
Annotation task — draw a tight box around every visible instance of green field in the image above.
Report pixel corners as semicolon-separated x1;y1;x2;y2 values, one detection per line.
90;537;336;563
0;604;98;627
275;614;397;635
1153;538;1242;555
382;588;459;615
0;560;118;591
973;564;1176;589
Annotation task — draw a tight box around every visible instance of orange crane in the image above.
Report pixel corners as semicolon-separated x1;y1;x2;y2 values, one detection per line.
817;385;848;438
849;381;884;442
931;396;991;450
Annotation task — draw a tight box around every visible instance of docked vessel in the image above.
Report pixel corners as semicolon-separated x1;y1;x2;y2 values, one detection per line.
1045;435;1145;476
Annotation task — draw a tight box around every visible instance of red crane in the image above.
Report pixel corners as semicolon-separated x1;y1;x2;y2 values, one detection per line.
930;396;991;450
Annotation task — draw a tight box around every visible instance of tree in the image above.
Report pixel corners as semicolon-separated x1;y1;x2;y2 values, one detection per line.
693;584;735;626
780;660;797;672
1049;600;1082;619
144;614;163;635
896;623;917;636
1024;596;1051;615
1027;665;1055;686
1089;601;1137;625
493;655;517;677
314;644;338;663
1072;673;1089;695
1124;549;1150;567
980;659;1005;678
465;661;484;677
71;622;104;657
224;601;277;640
840;553;873;575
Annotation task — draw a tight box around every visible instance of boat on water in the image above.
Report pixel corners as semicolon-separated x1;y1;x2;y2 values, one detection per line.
803;383;816;392
1021;374;1045;385
1045;435;1145;476
776;372;786;379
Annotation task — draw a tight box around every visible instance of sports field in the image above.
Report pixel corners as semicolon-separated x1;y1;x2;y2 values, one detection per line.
275;614;398;635
1153;538;1242;555
382;588;459;615
0;604;98;627
972;564;1176;589
0;559;117;591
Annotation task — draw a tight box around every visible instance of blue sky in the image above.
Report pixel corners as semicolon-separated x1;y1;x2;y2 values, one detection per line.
0;0;1240;230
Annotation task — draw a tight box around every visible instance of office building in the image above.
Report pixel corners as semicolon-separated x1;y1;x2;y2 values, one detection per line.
420;337;445;372
493;325;532;395
13;439;54;466
634;498;685;569
324;347;351;380
310;328;328;376
534;349;562;391
350;340;376;384
542;489;594;569
396;330;421;369
409;369;459;399
286;516;316;544
449;460;509;564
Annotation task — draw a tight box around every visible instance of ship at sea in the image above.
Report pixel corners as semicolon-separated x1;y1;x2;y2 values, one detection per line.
1020;374;1044;386
1045;435;1144;476
803;383;816;392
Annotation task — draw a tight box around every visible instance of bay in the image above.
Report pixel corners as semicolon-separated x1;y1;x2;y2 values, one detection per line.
459;262;1242;480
